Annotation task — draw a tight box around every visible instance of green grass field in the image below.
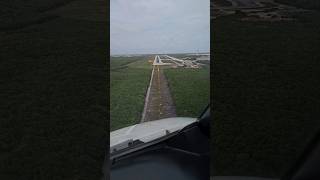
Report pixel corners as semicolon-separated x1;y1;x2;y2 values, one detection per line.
164;67;210;117
110;57;152;131
212;12;320;177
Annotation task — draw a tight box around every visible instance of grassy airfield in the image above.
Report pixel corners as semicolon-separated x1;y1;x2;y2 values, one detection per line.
110;56;152;131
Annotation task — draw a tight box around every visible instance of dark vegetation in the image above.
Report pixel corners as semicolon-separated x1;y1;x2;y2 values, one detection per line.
212;12;320;177
276;0;320;10
0;0;107;179
110;56;145;70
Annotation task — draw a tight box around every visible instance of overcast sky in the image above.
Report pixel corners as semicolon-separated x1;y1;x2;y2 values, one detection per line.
111;0;209;55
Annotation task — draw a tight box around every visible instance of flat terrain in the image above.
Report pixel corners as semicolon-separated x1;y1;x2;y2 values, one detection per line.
111;54;210;128
212;11;320;177
110;57;152;131
164;67;210;117
0;0;107;179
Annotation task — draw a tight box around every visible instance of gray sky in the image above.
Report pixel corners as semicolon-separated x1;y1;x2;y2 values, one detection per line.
111;0;210;55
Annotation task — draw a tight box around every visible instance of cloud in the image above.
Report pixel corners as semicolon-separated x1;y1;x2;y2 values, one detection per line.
111;0;210;54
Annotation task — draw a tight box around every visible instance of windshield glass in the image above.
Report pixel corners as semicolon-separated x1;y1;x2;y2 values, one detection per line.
110;0;210;133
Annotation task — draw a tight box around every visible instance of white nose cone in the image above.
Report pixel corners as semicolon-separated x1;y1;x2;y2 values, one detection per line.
110;117;197;152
